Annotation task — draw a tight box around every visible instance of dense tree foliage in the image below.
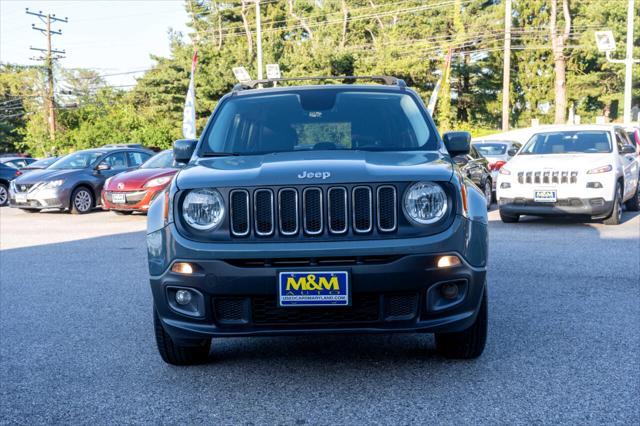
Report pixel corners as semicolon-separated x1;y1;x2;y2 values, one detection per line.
1;0;638;156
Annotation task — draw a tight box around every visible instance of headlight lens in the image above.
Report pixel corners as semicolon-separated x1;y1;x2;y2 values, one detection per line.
403;182;448;225
42;179;64;189
587;164;612;174
144;176;172;188
499;167;511;175
182;189;225;230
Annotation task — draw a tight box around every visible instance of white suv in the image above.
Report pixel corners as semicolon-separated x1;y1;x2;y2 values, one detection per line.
497;125;639;225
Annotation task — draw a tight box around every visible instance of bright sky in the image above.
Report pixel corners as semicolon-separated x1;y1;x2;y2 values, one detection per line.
0;0;190;85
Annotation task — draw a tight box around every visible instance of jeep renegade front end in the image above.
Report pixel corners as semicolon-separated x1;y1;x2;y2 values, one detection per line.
147;76;489;365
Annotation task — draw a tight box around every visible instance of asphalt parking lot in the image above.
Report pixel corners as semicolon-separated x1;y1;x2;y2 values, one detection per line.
1;207;638;424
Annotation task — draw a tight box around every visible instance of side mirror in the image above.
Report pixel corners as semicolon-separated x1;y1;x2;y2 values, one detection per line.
96;163;111;171
507;148;518;157
174;139;198;163
443;131;471;158
620;144;636;154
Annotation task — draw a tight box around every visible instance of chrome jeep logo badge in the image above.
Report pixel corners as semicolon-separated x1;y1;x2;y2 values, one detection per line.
297;171;331;180
117;183;124;190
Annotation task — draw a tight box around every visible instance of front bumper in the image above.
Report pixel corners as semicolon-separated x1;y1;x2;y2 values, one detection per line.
9;187;69;209
498;197;613;217
102;188;161;212
149;216;488;341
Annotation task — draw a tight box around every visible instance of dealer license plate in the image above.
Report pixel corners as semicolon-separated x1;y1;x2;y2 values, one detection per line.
534;190;557;203
111;193;126;204
15;193;27;203
278;271;349;307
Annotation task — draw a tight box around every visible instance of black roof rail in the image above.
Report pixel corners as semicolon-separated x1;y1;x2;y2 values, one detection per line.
233;75;406;91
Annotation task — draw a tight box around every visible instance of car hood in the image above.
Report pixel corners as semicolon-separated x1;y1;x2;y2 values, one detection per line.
505;153;613;172
176;150;453;189
13;168;83;185
105;168;177;191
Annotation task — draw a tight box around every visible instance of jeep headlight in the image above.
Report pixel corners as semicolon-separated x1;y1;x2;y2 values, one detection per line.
403;182;448;225
182;188;225;230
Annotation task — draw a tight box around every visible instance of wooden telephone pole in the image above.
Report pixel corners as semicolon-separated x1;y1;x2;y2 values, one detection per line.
26;8;67;143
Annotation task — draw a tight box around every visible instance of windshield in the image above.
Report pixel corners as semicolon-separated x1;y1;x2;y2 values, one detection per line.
474;143;507;156
49;152;103;169
28;157;58;168
520;131;612;155
202;90;437;155
141;150;178;169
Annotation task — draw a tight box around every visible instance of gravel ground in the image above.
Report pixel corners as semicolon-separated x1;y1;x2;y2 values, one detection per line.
1;207;638;425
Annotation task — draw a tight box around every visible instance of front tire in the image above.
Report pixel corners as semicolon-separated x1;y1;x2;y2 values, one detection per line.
483;179;493;208
70;187;94;214
499;209;519;223
435;288;488;359
0;183;8;206
153;309;211;365
624;179;639;212
603;183;623;225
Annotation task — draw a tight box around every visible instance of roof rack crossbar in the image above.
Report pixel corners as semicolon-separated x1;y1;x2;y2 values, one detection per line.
234;75;406;90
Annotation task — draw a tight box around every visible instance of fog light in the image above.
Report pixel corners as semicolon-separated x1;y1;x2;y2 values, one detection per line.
440;283;459;299
436;255;461;268
586;182;603;189
500;182;511;189
171;262;194;275
175;290;192;305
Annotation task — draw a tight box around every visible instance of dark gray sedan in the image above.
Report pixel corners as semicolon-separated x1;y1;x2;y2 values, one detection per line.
9;147;152;214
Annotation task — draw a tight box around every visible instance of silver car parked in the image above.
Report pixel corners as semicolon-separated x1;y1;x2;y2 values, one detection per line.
9;146;153;214
471;140;522;192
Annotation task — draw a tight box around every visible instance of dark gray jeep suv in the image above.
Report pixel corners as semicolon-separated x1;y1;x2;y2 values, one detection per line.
147;76;489;365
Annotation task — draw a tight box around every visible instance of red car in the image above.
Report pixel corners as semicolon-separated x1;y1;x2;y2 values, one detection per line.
102;150;182;214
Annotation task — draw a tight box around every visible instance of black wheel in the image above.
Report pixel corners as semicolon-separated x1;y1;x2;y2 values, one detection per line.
0;183;8;206
624;179;639;212
483;179;493;208
19;208;39;213
499;209;519;223
70;187;94;214
435;288;488;359
603;183;623;225
113;210;133;215
153;309;211;365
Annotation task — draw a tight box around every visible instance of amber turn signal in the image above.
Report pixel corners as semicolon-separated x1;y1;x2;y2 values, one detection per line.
171;262;195;275
436;255;461;268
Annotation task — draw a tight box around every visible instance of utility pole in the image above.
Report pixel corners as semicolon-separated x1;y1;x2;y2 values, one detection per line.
623;0;636;123
601;0;639;123
501;0;512;131
26;8;67;143
255;0;263;80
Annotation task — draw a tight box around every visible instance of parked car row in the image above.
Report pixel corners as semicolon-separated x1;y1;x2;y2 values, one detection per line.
5;145;182;214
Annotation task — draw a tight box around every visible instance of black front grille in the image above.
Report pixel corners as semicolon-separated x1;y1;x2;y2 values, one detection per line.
104;191;147;205
384;294;419;320
228;184;398;238
352;186;372;233
214;297;249;324
303;188;322;234
251;294;380;325
254;189;274;235
230;190;250;236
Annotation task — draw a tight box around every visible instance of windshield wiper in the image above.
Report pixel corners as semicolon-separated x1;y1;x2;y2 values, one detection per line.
201;152;241;157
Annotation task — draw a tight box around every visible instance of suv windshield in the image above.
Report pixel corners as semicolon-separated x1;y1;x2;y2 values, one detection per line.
141;150;177;169
474;143;507;156
520;131;612;155
49;151;104;169
202;89;437;155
